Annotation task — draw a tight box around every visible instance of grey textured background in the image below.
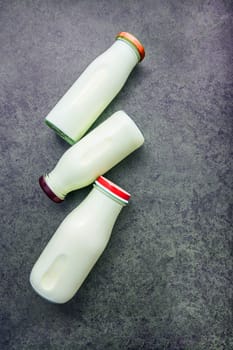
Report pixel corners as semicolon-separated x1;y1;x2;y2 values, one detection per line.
0;0;233;349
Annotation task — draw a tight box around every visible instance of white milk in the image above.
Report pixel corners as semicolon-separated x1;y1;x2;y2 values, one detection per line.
30;176;130;304
39;111;144;202
45;32;145;144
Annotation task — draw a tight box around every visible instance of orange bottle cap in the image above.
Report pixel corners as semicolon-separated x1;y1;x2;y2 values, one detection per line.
116;32;145;61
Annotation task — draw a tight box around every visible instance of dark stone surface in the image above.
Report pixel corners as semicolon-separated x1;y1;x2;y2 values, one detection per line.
0;0;232;349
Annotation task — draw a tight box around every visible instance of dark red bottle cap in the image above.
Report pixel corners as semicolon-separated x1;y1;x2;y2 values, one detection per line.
39;176;63;203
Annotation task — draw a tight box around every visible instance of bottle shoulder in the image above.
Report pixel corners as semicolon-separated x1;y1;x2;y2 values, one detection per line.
57;211;112;253
79;44;135;79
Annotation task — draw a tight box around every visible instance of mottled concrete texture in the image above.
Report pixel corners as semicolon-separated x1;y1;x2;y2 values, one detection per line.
0;0;232;349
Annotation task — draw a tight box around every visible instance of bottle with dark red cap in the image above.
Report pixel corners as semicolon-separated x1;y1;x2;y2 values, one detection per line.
30;176;130;304
39;110;144;203
45;32;145;144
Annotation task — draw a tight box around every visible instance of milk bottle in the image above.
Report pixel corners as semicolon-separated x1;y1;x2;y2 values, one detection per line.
30;176;130;303
45;32;145;144
40;110;144;202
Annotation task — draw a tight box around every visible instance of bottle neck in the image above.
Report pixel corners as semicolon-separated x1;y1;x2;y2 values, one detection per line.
45;173;66;200
109;39;139;68
75;186;124;229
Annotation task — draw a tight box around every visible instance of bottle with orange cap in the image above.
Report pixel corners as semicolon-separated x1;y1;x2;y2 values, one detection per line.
45;32;145;145
30;176;131;303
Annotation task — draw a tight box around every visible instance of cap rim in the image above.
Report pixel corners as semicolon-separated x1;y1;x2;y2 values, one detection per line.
39;176;63;203
116;31;145;61
95;176;131;201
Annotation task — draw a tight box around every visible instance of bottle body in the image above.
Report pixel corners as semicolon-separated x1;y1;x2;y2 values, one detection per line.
45;33;145;144
40;111;144;202
30;178;129;303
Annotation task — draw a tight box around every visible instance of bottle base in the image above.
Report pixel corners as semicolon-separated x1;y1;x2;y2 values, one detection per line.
39;176;64;203
45;119;76;145
30;279;67;304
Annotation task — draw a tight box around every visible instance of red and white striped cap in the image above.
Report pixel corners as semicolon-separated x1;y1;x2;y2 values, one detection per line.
95;176;131;204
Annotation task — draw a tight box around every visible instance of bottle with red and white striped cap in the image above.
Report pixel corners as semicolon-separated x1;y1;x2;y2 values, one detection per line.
30;176;130;304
